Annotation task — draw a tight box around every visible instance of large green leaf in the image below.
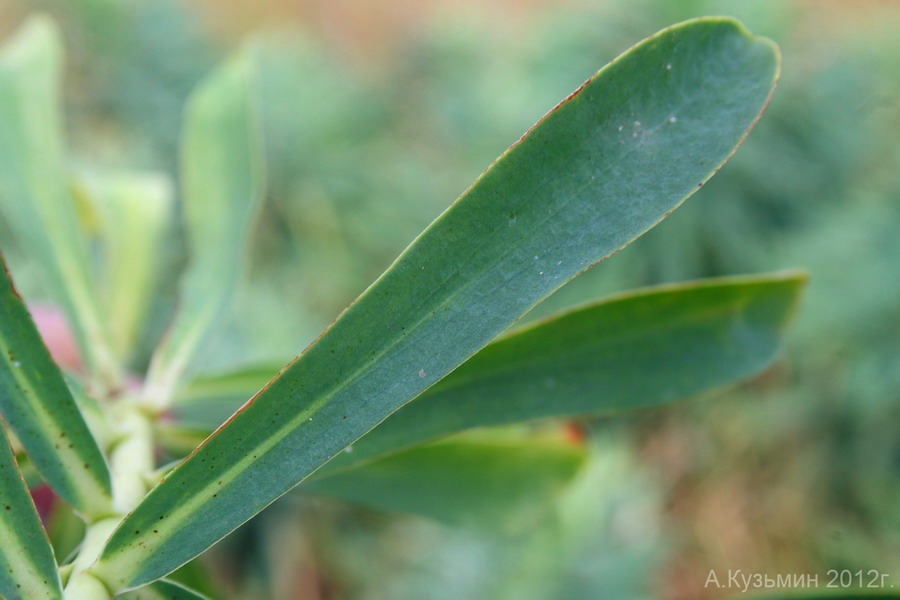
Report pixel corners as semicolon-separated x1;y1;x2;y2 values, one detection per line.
0;257;114;520
305;431;586;530
0;423;63;600
143;50;264;408
120;579;210;600
0;16;119;388
93;18;780;591
163;273;806;468
321;271;806;473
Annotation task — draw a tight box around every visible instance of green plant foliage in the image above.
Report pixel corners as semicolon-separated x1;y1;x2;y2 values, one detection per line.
155;271;804;530
0;424;64;600
162;272;806;471
305;431;587;530
0;8;814;599
172;365;287;428
0;257;113;520
121;579;211;600
75;171;173;363
88;17;780;591
143;51;264;408
322;271;806;473
0;16;119;389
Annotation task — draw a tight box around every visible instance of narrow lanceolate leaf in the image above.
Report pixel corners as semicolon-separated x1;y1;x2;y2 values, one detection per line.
0;16;119;388
305;432;586;531
0;424;63;600
164;273;807;470
120;580;210;600
75;171;173;361
0;257;113;519
143;51;264;408
94;18;780;590
320;272;807;473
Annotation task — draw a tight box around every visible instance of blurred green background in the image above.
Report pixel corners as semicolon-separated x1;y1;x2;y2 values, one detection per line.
2;0;898;598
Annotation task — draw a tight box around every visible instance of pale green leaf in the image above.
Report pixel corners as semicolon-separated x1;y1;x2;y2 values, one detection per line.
74;171;173;361
0;15;119;388
93;18;780;591
143;51;264;407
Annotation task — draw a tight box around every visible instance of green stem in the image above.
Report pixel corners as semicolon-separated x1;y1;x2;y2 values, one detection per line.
63;517;119;599
64;401;158;598
63;570;114;600
108;402;155;513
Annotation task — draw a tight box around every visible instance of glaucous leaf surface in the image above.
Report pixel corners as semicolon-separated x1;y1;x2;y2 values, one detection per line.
92;18;780;591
